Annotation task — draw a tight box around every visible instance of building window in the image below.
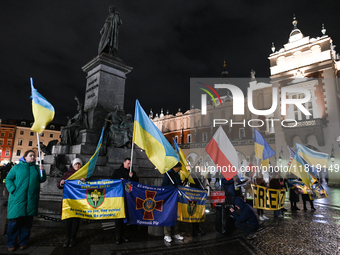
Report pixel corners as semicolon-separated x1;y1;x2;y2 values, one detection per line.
7;140;12;146
20;130;24;135
202;132;207;142
174;136;178;143
239;128;245;139
28;141;33;146
187;134;192;143
16;150;21;156
0;133;4;137
5;150;10;156
30;132;34;136
40;133;44;137
0;140;3;146
8;133;13;138
291;92;313;120
50;134;53;138
18;139;23;146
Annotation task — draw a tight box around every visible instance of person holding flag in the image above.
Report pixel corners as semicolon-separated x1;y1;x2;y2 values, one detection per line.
162;162;185;243
57;158;85;248
5;150;46;252
111;158;139;245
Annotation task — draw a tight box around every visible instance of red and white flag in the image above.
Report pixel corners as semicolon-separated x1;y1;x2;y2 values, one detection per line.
205;126;240;180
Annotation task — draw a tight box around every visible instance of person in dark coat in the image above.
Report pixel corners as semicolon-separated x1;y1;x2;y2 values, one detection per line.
111;157;139;245
189;171;205;236
222;177;235;205
269;172;284;218
57;158;85;248
302;194;315;211
230;196;259;240
5;150;46;252
162;162;185;243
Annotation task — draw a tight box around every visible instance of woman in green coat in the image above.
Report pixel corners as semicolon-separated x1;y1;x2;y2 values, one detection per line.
5;150;46;252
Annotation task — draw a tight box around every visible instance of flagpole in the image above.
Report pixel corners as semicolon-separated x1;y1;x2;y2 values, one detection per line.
187;161;205;190
36;133;43;177
129;142;135;173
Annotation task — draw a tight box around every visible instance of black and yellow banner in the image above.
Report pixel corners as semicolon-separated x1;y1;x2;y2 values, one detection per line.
251;185;286;210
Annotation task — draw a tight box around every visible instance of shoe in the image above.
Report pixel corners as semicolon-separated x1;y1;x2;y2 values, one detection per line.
69;239;76;247
262;215;269;220
173;234;184;240
295;207;300;210
20;245;28;250
63;238;70;248
311;207;316;211
304;208;308;211
246;233;255;240
259;215;265;221
164;235;172;243
7;247;16;252
282;208;288;212
278;215;284;218
122;236;129;242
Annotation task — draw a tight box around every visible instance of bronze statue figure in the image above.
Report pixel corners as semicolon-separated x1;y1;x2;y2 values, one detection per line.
60;97;88;145
98;5;122;56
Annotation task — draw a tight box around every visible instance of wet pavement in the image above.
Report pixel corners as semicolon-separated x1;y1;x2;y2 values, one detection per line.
1;185;340;255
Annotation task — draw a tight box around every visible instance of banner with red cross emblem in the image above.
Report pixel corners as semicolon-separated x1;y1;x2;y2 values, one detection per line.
123;180;178;226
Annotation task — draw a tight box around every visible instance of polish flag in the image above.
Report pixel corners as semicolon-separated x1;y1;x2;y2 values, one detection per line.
205;126;240;180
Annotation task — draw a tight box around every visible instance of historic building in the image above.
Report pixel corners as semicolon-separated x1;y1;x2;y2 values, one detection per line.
0;120;16;165
11;120;62;164
152;17;340;184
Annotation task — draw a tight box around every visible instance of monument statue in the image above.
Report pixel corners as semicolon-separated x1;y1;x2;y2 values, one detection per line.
49;155;68;177
101;105;133;154
39;140;59;155
60;96;89;145
98;5;122;56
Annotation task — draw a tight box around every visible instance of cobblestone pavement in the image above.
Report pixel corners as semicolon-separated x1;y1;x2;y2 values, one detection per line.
1;186;340;255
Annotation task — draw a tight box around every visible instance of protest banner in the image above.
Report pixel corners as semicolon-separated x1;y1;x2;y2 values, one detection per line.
177;186;207;223
62;179;125;220
123;180;178;226
252;184;286;210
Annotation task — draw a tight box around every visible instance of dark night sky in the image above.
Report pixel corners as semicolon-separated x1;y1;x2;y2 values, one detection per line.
1;1;340;124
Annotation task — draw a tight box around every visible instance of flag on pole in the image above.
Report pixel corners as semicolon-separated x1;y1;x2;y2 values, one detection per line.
67;128;104;180
133;100;179;174
30;78;55;134
287;146;295;167
173;138;195;184
288;151;313;188
205;126;240;180
296;143;328;169
254;129;275;168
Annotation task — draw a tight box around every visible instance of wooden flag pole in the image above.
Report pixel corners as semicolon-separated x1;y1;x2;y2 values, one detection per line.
36;133;43;177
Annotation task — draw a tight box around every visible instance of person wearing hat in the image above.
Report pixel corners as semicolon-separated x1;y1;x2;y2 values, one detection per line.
57;158;85;248
162;162;186;243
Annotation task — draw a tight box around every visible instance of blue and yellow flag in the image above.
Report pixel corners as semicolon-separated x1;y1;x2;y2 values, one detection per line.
288;151;312;187
177;186;207;222
123;180;178;226
62;179;125;220
296;143;328;170
173;138;195;184
67;128;104;180
133;100;179;173
254;129;275;168
30;78;55;134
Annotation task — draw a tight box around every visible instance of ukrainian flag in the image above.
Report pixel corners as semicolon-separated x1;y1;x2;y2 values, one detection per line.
254;129;275;167
288;152;313;187
133;100;179;174
296;143;328;169
30;78;55;134
173;138;195;184
67;128;104;180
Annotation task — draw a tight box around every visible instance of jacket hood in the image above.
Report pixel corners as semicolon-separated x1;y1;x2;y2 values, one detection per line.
19;156;36;164
234;196;246;209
